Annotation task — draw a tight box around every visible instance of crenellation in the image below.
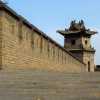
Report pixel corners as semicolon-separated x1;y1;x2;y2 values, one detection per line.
47;40;50;57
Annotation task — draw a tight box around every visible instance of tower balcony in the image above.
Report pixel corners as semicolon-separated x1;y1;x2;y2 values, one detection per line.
79;44;95;51
65;44;95;53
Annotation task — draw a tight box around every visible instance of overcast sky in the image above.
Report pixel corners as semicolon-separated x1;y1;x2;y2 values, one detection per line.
5;0;100;65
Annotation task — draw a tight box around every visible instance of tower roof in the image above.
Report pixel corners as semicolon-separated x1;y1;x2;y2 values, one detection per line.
57;20;97;36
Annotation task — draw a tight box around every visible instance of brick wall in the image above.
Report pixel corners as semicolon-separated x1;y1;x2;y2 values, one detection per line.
0;12;2;69
1;10;85;72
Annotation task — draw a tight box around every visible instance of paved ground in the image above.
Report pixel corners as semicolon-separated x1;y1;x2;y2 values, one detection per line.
0;69;100;100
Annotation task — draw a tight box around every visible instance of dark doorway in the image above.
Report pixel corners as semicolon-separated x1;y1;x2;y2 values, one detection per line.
88;61;90;72
71;40;76;45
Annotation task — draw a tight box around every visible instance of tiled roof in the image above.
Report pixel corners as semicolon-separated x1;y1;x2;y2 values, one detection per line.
57;29;97;36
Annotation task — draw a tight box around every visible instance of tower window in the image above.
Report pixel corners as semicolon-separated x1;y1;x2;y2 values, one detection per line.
88;61;90;72
71;40;76;45
85;40;88;45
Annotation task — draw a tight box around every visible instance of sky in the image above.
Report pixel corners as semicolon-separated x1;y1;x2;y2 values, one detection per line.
4;0;100;65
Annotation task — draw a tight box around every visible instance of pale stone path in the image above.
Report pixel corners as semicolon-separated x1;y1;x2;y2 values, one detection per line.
0;69;100;100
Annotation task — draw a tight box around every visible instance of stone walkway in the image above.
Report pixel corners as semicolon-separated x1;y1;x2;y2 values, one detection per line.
0;70;100;100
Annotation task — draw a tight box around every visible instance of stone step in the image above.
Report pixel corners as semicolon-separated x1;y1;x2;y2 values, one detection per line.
0;70;100;100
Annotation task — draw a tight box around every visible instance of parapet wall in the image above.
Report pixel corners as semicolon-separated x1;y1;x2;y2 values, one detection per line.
0;9;85;72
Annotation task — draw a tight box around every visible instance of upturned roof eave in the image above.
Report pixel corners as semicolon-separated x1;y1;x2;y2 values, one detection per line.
57;30;81;36
57;30;97;36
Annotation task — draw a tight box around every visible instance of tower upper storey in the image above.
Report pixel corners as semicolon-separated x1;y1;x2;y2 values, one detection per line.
57;20;97;51
57;20;97;38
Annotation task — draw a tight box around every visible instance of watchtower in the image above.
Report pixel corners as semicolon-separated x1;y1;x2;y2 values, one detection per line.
57;20;97;72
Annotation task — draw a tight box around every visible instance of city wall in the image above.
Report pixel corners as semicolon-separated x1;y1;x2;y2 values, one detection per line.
0;9;85;72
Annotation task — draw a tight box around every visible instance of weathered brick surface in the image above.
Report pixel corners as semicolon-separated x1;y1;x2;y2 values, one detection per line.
0;70;100;100
0;14;3;69
0;9;85;72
